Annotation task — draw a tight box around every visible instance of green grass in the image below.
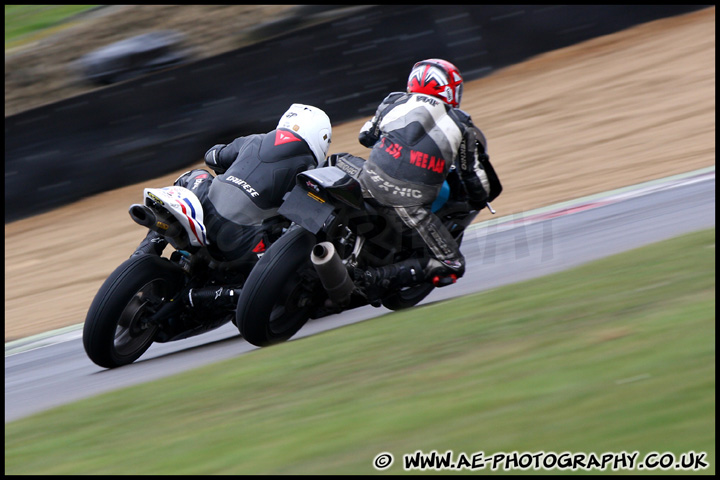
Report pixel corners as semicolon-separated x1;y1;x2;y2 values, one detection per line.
5;5;99;49
5;229;715;475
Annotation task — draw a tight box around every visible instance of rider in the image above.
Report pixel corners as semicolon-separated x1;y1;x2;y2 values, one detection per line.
133;103;332;260
353;58;501;289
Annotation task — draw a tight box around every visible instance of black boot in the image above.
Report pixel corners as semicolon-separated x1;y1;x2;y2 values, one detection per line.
131;231;168;257
361;258;426;289
424;258;464;287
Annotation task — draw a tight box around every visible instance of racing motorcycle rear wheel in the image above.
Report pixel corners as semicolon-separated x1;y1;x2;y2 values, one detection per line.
83;254;184;368
236;226;317;347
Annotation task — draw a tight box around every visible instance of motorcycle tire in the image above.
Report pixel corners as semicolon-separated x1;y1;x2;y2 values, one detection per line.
381;283;436;311
381;231;464;311
83;254;184;368
236;226;317;347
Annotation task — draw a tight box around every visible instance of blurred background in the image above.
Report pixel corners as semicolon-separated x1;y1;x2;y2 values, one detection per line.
5;4;710;222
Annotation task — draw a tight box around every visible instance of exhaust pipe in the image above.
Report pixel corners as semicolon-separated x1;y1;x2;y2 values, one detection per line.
311;242;354;305
130;204;186;249
129;204;157;229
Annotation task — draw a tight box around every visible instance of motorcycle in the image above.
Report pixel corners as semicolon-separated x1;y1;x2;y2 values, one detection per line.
234;154;486;347
82;180;289;368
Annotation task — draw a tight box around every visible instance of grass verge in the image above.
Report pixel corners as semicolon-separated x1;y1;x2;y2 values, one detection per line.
5;229;715;474
5;5;99;49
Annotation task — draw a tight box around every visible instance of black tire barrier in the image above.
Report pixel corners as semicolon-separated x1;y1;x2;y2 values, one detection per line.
5;5;709;222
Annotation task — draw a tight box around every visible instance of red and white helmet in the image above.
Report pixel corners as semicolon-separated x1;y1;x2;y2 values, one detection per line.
407;58;464;108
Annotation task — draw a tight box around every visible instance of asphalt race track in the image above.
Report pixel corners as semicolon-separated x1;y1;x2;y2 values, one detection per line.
5;167;715;423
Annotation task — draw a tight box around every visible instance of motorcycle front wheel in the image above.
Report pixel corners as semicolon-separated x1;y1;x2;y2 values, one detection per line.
382;230;466;310
83;254;184;368
236;226;317;347
381;283;435;311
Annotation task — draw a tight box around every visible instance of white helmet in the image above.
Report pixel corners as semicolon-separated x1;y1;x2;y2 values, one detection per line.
277;103;332;163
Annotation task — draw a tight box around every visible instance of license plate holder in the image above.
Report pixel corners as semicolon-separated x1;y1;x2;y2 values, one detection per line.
278;185;335;234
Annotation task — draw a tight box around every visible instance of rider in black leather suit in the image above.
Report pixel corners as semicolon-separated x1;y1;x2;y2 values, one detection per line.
133;103;332;261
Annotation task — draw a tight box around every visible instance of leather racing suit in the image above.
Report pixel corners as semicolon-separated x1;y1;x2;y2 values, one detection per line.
138;128;318;261
356;91;501;281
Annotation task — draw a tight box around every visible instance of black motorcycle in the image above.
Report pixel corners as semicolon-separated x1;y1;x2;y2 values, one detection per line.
83;181;288;368
235;154;483;347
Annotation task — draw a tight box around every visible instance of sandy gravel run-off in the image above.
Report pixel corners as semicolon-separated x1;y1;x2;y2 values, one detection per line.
4;7;715;342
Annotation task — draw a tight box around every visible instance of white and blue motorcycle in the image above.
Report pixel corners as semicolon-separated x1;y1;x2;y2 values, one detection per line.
82;182;288;368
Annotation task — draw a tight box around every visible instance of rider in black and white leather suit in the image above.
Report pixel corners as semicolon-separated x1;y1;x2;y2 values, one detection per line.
354;58;502;288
